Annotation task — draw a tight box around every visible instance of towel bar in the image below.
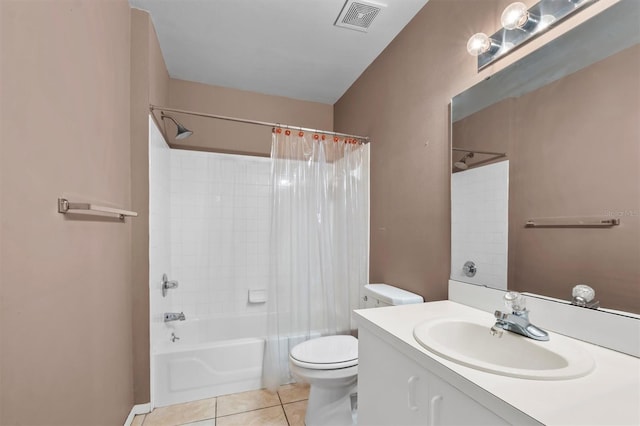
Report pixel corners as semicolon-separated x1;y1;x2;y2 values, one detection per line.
58;198;138;220
525;217;619;228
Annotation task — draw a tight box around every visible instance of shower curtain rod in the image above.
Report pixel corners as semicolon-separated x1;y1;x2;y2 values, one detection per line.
150;105;370;142
452;147;506;157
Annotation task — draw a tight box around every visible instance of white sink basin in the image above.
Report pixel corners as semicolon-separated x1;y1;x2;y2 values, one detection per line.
413;318;595;380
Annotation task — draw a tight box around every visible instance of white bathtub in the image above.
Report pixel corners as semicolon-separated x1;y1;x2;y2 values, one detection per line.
153;313;268;407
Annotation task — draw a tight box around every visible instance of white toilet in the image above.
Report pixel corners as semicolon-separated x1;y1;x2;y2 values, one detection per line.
289;283;424;426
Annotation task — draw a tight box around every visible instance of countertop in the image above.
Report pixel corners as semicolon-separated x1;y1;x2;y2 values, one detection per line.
354;300;640;426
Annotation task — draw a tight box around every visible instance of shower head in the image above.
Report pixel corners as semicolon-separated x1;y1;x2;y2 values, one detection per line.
161;113;193;140
454;161;469;170
454;152;474;170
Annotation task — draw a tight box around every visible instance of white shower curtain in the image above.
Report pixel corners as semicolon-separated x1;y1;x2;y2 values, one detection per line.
263;129;369;390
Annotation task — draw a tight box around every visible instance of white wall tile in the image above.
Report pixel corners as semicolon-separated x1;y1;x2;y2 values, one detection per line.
149;116;173;349
168;151;272;317
451;161;509;289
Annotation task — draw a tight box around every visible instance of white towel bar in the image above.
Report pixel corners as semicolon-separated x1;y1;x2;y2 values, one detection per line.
525;216;619;227
58;198;138;220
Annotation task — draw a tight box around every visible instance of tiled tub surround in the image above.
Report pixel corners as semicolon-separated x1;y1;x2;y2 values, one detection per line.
150;139;273;406
169;150;271;318
149;117;174;406
451;161;509;289
133;383;310;426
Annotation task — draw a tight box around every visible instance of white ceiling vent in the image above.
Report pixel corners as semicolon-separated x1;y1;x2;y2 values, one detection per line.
335;0;386;33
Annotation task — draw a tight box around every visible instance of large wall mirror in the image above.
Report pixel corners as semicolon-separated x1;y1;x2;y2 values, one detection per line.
450;0;639;315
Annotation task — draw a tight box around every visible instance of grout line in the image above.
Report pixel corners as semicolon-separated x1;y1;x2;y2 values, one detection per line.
282;403;291;426
277;390;291;426
215;403;283;419
282;397;307;405
282;398;308;406
176;415;215;426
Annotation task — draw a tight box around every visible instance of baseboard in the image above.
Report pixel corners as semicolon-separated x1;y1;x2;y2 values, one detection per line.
123;403;152;426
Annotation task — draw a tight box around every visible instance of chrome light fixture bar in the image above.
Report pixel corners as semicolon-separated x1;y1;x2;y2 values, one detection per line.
468;0;599;71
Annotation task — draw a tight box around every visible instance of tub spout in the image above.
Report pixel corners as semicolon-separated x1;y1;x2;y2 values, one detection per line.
164;312;186;322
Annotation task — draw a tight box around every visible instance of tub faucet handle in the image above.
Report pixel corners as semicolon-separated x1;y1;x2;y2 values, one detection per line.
162;273;179;297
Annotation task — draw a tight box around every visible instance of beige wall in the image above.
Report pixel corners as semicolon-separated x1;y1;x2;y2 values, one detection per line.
130;8;170;404
1;0;134;424
451;98;513;170
334;0;513;300
509;45;640;312
166;79;333;156
334;0;619;301
452;45;639;313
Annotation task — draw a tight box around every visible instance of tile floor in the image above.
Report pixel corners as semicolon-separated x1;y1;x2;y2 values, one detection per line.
132;383;309;426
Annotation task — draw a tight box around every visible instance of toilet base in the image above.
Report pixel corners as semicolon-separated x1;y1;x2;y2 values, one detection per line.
305;381;357;426
289;362;358;426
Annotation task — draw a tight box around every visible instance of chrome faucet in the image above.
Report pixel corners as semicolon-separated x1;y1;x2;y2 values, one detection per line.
164;312;186;322
491;292;549;341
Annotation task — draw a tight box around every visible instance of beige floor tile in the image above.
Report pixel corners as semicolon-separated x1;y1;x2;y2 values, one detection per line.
283;400;307;426
144;397;216;426
216;406;287;426
181;419;216;426
131;414;145;426
216;389;280;417
277;382;310;404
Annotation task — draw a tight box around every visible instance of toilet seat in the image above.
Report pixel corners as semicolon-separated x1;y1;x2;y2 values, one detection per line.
290;335;358;370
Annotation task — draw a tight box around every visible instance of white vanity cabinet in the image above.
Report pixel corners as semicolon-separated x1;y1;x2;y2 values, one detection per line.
358;326;529;426
355;301;640;426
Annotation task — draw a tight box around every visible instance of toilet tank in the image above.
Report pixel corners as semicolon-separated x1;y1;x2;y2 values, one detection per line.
363;283;424;308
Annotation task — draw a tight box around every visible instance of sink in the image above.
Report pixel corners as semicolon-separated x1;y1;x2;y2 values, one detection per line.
413;318;595;380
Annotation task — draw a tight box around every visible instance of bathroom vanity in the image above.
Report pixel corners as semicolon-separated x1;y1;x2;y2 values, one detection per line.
354;301;640;426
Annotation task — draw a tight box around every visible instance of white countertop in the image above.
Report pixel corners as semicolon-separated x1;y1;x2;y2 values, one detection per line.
355;300;640;426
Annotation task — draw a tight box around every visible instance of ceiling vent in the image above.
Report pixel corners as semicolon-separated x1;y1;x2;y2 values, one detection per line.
335;0;385;33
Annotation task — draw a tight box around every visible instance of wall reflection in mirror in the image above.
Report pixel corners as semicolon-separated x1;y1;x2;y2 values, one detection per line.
450;0;640;315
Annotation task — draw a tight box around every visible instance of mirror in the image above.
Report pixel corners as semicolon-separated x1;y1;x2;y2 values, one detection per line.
450;0;640;315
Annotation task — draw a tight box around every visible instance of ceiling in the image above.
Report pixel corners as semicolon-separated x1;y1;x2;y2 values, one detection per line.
128;0;429;104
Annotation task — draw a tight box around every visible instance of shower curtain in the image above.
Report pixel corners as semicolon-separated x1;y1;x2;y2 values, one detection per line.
263;129;369;390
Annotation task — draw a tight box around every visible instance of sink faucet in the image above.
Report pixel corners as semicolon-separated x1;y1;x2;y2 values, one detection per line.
491;292;549;341
164;312;186;322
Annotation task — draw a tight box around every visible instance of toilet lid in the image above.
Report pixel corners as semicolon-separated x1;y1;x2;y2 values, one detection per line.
290;335;358;370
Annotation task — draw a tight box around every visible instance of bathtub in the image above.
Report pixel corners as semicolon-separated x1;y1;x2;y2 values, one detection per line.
153;313;268;407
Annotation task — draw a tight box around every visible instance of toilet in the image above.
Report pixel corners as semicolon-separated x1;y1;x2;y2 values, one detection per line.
289;283;424;426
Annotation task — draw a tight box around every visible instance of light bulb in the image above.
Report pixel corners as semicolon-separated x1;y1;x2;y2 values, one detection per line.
501;2;529;30
466;32;491;56
537;14;556;31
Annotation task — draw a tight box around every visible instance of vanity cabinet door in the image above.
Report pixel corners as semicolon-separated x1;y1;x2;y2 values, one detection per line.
358;327;510;426
426;372;509;426
358;327;430;425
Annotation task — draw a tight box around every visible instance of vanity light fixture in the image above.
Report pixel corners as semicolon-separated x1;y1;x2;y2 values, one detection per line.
501;2;534;30
466;33;500;57
468;0;599;70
